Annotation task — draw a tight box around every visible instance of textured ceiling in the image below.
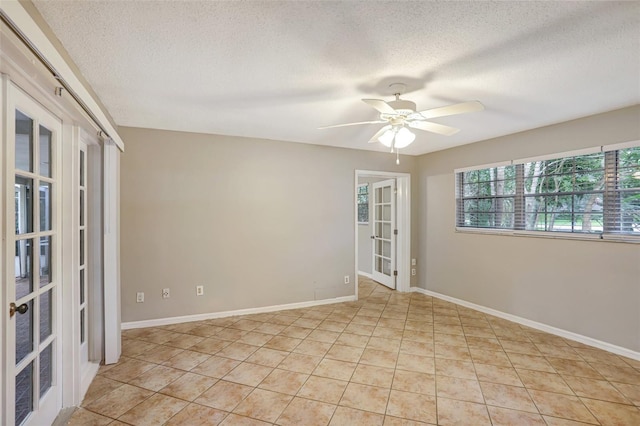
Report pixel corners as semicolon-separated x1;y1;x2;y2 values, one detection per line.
32;0;639;155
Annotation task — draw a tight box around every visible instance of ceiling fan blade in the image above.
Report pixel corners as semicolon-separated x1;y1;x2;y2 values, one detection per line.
318;120;386;129
368;125;392;143
362;99;397;115
417;101;484;119
408;120;460;136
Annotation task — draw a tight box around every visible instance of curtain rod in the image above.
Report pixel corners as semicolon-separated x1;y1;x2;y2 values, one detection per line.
1;10;114;144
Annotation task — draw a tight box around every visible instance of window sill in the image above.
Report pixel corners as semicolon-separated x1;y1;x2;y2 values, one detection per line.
455;227;640;244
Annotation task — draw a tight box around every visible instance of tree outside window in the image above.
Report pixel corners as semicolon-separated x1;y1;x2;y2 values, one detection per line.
357;184;369;224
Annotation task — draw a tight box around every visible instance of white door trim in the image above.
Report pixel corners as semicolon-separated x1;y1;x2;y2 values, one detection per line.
354;170;411;298
60;121;77;409
0;71;7;426
103;140;120;364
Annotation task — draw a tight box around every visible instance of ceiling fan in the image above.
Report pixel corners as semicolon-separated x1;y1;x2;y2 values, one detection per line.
319;83;484;154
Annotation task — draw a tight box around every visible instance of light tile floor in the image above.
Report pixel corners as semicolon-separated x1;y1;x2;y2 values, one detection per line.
69;277;640;425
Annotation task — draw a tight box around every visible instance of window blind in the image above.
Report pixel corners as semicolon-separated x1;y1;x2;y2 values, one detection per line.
456;144;640;238
603;147;640;235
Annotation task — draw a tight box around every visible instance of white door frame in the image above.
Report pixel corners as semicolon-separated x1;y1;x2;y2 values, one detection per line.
0;70;6;426
103;140;121;365
354;170;411;298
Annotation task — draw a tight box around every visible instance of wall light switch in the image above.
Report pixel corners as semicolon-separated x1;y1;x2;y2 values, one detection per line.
411;258;416;266
136;292;144;303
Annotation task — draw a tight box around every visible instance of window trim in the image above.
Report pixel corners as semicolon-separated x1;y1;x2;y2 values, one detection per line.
455;227;640;244
512;146;602;165
454;140;640;244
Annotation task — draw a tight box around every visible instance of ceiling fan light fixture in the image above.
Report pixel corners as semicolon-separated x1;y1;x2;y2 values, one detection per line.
319;87;484;158
394;127;416;149
378;128;396;147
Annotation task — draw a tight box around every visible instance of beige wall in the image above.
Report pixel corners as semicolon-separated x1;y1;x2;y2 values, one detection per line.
119;127;417;322
417;105;640;351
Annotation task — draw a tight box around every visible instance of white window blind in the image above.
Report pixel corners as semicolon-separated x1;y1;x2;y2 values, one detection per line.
456;144;640;239
456;165;516;229
603;147;640;235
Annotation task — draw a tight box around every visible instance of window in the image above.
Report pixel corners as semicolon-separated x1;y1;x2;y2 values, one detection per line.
456;145;640;239
457;165;516;229
523;152;605;233
357;183;369;224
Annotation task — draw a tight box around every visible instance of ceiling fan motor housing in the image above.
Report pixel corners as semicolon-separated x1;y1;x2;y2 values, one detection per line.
388;99;416;113
382;99;417;121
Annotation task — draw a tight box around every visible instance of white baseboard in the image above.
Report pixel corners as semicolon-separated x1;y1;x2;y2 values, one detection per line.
122;295;357;330
358;271;373;279
409;287;640;361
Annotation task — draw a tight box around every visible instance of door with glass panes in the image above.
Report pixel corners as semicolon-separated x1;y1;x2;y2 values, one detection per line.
79;140;89;371
4;83;62;426
371;179;396;289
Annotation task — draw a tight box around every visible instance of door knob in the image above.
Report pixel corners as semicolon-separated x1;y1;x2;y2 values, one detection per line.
371;235;375;239
9;302;29;318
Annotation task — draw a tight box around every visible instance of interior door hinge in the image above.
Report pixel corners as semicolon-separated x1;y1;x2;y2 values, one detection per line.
394;229;398;235
393;270;398;276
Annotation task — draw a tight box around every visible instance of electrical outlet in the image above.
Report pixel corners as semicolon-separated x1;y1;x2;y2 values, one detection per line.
136;292;144;303
196;285;204;296
411;268;416;276
411;258;416;266
344;275;350;284
162;288;170;299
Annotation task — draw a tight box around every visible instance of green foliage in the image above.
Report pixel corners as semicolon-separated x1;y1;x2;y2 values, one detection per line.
357;184;369;223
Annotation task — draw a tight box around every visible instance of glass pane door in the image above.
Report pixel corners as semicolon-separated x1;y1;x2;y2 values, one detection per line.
79;141;89;366
5;84;62;426
371;179;396;289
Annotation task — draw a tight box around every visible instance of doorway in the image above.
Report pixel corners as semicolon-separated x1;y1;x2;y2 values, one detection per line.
354;170;411;298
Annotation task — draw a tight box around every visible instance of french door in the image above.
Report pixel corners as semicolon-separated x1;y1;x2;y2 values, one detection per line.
78;140;89;371
371;179;396;289
4;83;62;426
